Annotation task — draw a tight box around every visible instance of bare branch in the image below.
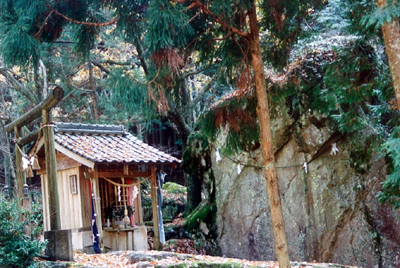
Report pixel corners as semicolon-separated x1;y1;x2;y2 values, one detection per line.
99;59;134;66
91;59;111;74
33;10;55;39
52;8;119;27
177;66;210;80
39;59;48;98
190;0;249;38
0;68;36;103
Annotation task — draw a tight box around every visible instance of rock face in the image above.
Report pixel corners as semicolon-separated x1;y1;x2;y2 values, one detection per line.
212;102;400;267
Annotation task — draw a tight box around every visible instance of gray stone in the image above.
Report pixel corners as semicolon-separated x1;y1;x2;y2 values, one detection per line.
44;229;73;261
127;251;198;264
212;107;400;268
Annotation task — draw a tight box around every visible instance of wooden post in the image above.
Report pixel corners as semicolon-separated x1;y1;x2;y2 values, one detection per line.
137;177;143;224
150;165;161;250
42;109;61;230
93;165;103;249
14;127;25;204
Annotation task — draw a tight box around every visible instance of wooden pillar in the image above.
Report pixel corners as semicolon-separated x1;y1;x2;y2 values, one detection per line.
150;165;161;250
14;127;25;204
93;165;103;249
137;177;143;224
42;109;61;230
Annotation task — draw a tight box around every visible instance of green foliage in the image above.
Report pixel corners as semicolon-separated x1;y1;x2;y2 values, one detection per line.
199;96;259;155
378;127;400;208
163;182;187;195
260;0;324;69
361;1;400;30
103;68;154;121
145;0;194;53
0;0;46;66
344;0;382;37
0;195;46;268
0;25;40;67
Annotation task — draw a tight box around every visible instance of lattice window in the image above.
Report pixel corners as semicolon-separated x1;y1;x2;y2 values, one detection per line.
99;178;132;225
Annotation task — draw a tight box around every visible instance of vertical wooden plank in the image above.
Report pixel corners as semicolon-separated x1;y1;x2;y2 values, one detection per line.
93;165;103;248
137;178;143;224
79;167;91;228
42;109;61;230
41;174;50;231
124;163;129;175
150;165;160;250
105;180;109;221
14;127;25;205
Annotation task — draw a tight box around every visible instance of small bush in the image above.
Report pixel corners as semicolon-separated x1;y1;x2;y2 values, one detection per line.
0;194;46;268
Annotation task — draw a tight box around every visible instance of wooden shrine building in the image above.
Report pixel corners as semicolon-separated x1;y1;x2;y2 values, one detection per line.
33;122;180;252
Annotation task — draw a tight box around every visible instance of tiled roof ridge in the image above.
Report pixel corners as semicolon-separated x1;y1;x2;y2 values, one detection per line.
55;122;126;135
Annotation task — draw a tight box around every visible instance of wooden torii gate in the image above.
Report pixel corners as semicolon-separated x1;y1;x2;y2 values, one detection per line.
4;87;71;261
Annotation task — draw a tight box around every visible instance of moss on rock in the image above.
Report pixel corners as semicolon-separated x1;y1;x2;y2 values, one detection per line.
163;182;187;195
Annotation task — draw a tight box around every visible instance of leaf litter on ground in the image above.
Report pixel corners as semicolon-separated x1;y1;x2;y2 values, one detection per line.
69;250;361;268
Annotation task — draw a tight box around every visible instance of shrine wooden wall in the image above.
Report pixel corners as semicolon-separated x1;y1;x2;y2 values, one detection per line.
41;166;89;231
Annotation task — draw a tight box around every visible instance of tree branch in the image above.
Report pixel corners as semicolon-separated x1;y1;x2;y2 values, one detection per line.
33;10;55;39
134;37;149;76
52;8;119;27
39;59;48;98
91;59;111;74
190;0;249;38
99;59;134;66
188;68;222;112
177;66;210;80
0;68;35;103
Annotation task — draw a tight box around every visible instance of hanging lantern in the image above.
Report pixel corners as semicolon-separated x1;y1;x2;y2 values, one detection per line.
3;185;10;198
23;183;29;197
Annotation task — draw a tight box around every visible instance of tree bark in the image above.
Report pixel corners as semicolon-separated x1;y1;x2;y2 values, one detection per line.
89;61;99;122
377;0;400;110
14;127;25;205
248;3;291;267
42;109;61;230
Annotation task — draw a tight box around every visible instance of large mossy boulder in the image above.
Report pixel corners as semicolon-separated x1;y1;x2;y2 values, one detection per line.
212;105;400;267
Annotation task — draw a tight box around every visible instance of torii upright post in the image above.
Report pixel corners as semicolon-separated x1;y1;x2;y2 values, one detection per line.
150;165;161;250
42;108;73;261
42;109;60;230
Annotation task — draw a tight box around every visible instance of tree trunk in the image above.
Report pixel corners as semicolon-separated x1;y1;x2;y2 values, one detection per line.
89;61;99;122
185;173;202;214
248;3;291;267
377;0;400;110
0;121;14;194
14;127;25;205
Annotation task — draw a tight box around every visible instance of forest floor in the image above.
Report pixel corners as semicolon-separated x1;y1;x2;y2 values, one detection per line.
38;250;361;268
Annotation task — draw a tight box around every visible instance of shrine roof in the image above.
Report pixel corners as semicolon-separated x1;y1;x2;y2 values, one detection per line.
51;122;181;165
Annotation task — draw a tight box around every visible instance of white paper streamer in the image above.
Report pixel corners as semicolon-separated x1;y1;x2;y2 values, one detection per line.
330;143;339;155
237;163;242;175
21;157;30;170
303;162;308;174
216;149;222;162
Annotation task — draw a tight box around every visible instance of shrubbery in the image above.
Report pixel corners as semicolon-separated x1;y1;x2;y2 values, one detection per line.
0;194;46;268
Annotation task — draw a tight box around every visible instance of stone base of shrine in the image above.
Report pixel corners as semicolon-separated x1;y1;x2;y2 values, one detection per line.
44;229;73;261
